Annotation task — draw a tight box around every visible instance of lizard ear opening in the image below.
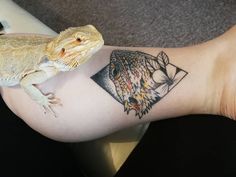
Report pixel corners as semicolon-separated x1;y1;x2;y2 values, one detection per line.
45;40;58;61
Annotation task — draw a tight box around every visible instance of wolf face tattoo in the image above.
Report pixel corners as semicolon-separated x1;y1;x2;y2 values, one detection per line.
92;50;187;119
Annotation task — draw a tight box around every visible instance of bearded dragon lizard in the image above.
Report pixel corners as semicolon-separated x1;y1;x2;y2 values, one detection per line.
0;25;104;115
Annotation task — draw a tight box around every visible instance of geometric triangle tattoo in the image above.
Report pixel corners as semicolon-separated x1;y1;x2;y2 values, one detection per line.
91;50;187;119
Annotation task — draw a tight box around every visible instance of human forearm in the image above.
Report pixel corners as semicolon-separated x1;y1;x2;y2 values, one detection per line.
88;43;219;123
1;38;223;141
2;24;236;142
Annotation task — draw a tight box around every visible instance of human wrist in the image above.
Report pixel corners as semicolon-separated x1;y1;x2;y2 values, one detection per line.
157;42;224;118
198;27;236;119
209;36;236;120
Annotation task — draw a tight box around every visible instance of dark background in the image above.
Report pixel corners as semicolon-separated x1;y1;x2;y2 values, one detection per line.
1;0;236;176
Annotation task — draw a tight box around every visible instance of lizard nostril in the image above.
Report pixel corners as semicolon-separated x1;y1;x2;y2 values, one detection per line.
60;48;66;56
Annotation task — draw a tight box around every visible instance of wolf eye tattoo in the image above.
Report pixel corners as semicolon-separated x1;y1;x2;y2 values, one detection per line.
91;50;187;119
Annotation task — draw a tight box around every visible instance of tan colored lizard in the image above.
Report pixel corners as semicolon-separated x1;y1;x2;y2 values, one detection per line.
0;25;104;115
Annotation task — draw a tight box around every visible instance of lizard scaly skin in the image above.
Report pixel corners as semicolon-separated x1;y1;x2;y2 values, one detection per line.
0;25;104;116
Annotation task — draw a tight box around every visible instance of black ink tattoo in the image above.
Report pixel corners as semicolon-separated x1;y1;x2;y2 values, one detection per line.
0;22;3;30
91;50;187;119
0;22;4;35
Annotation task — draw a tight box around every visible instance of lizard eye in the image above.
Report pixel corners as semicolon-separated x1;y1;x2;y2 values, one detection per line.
76;37;82;42
111;64;121;79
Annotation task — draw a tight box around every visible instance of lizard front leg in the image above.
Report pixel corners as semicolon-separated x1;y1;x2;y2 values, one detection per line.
20;70;60;116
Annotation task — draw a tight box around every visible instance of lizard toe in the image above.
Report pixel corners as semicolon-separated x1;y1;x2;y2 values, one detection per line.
46;93;62;106
43;104;57;118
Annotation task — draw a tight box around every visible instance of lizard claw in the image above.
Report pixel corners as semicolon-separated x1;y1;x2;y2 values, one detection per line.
42;93;62;117
46;93;62;106
43;105;57;118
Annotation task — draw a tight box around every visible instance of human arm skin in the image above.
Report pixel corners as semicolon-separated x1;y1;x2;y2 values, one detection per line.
1;25;235;142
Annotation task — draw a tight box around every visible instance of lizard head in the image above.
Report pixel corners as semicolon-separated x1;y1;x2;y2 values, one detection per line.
46;25;104;70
